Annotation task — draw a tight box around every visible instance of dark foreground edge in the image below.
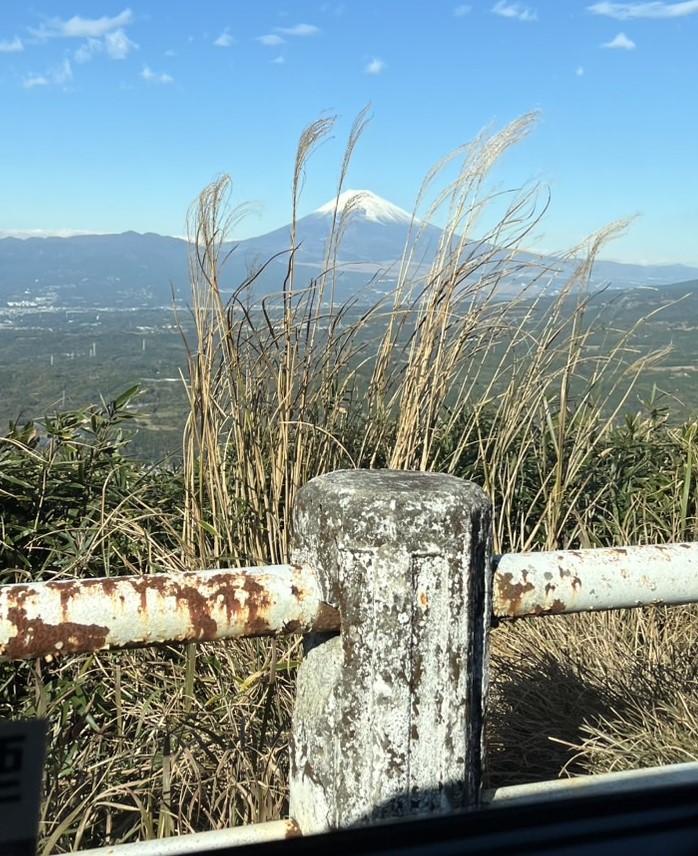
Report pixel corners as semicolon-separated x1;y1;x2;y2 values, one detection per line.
198;777;698;856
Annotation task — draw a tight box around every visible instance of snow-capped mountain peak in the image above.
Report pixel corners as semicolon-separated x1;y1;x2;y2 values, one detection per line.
314;190;414;225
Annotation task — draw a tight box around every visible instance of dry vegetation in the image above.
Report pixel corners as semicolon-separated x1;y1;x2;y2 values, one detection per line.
1;111;698;852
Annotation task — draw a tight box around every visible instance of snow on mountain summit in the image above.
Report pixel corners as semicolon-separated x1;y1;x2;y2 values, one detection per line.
314;190;414;225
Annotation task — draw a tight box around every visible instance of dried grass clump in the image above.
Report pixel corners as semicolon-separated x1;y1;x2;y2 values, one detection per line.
486;604;698;788
2;634;302;854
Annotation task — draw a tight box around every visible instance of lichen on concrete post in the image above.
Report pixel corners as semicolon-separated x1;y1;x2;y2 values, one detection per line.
289;469;492;833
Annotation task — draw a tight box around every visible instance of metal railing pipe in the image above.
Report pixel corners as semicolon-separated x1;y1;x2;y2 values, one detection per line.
493;542;698;618
0;565;339;661
483;761;698;805
71;819;301;855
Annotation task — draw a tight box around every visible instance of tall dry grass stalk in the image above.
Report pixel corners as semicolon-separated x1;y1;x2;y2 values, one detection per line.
181;110;667;566
181;111;377;569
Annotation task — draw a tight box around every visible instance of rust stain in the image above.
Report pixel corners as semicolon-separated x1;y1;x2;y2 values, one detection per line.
180;584;219;640
531;598;567;616
211;583;242;634
653;544;677;557
94;578;120;599
131;576;151;613
3;604;110;660
7;584;31;596
234;587;272;629
284;819;302;839
238;574;274;636
494;571;535;617
419;591;428;608
312;601;341;633
495;569;574;618
572;575;582;590
282;619;303;634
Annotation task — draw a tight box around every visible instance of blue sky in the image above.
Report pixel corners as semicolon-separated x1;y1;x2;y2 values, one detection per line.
1;1;697;264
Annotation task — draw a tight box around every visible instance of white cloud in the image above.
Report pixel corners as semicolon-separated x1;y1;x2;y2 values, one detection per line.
276;23;320;36
73;30;136;63
272;55;285;64
23;74;49;89
53;58;73;84
214;30;235;47
493;1;538;20
454;4;472;14
603;31;636;47
32;9;134;40
576;65;585;75
365;57;386;74
23;58;73;89
33;9;137;68
257;34;286;46
140;65;173;84
0;36;24;53
588;1;698;18
164;49;177;57
74;38;101;63
105;29;138;59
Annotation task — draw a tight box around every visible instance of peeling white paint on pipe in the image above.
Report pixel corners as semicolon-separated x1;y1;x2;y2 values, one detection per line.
0;565;339;661
70;819;301;856
493;542;698;618
483;761;698;805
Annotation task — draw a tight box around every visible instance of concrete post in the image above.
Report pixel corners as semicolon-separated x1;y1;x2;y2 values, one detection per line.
289;469;492;833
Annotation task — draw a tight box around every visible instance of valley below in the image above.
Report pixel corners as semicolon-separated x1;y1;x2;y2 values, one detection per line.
2;275;698;462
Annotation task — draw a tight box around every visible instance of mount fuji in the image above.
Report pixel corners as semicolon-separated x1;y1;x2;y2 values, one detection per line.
220;189;449;300
234;189;441;270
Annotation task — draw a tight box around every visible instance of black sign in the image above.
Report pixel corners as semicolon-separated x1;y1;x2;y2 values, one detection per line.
0;721;47;856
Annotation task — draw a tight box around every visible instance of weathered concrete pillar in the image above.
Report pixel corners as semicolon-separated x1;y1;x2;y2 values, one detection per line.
289;469;492;833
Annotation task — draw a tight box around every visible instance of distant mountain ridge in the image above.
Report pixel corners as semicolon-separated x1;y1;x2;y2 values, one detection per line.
0;231;190;306
2;190;698;307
